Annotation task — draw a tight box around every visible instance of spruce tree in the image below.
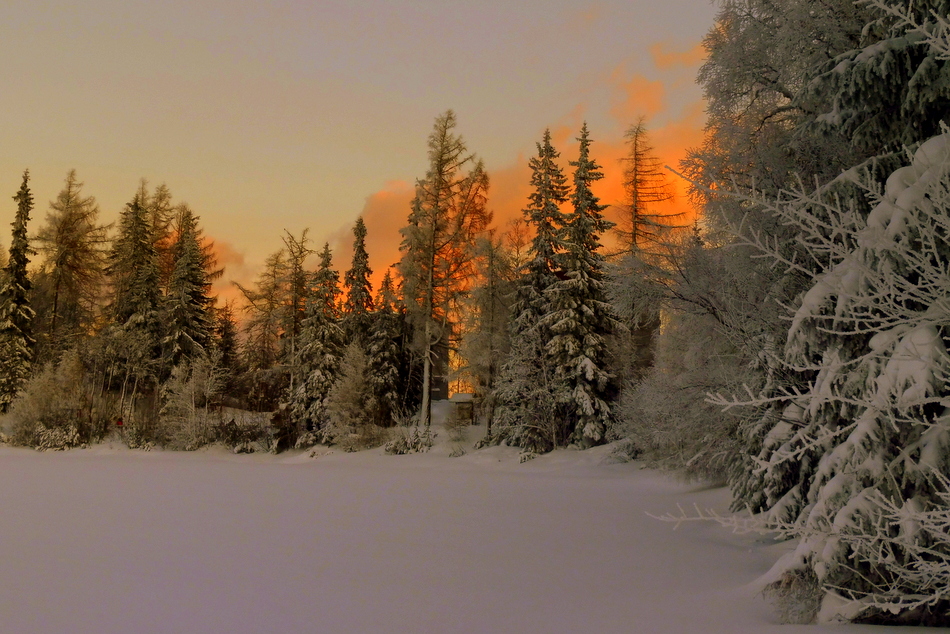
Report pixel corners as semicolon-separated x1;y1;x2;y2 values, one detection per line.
0;170;35;411
366;270;404;426
109;190;162;334
543;123;617;446
212;300;240;396
343;217;373;344
163;205;220;366
289;243;345;433
493;129;570;450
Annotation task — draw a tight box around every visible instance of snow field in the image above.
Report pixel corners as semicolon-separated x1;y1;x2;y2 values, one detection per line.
0;433;941;633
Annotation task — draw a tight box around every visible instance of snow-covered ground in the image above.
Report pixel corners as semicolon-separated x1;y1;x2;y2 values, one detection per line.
0;424;940;633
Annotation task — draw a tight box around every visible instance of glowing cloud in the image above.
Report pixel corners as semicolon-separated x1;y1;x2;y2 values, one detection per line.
649;42;707;70
327;37;708;291
330;180;414;293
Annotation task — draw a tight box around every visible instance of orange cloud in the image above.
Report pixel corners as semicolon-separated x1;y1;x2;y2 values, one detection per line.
591;101;707;234
326;37;708;291
331;180;414;294
608;69;666;123
208;238;255;307
566;1;606;29
649;42;707;70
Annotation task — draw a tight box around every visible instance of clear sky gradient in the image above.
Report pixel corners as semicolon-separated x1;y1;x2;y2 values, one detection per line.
1;0;719;295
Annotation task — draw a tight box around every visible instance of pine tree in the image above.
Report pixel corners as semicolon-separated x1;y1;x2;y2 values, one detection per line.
163;205;220;366
397;110;490;426
32;170;109;358
492;129;570;450
611;118;678;387
281;229;313;371
343;217;374;344
801;0;950;159
289;243;345;433
543;123;617;446
236;249;289;410
366;270;407;426
616;117;676;253
0;170;36;411
211;300;240;396
109;190;162;335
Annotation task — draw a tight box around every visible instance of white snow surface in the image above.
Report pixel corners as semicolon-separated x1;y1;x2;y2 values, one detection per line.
0;428;941;634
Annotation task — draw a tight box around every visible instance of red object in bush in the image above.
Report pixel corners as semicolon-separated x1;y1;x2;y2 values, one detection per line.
116;418;124;427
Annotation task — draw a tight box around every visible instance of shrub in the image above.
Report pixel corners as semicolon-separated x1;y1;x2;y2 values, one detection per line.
763;569;822;625
7;350;108;448
384;426;433;455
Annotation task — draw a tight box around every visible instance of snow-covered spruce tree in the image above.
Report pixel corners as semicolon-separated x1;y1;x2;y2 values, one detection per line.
326;342;380;448
163;205;220;366
365;270;405;426
109;190;162;336
801;0;950;162
103;189;165;419
343;217;374;344
289;243;345;435
717;135;950;624
0;170;35;412
492;128;570;451
32;170;109;360
542;123;617;447
211;300;241;396
397;110;490;427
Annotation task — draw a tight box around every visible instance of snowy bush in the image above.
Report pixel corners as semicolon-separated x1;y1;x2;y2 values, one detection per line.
7;350;107;447
212;418;266;454
617;310;748;482
322;343;379;448
442;406;466;442
384;426;433;455
159;353;224;450
762;569;823;625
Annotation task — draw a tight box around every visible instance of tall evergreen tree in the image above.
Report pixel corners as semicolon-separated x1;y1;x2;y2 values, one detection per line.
109;190;162;334
281;229;313;371
343;217;374;343
163;205;220;365
212;300;240;395
33;170;109;357
0;170;35;411
366;270;404;426
237;248;289;410
493;129;570;450
543;123;617;446
616;117;677;253
397;110;490;426
289;243;345;432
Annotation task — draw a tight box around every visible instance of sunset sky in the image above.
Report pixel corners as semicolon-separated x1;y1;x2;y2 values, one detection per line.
0;0;719;297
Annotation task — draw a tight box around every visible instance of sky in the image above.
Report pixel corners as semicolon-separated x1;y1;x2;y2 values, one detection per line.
0;0;720;299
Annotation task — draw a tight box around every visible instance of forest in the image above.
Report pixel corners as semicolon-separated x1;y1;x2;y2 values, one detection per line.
2;0;950;626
